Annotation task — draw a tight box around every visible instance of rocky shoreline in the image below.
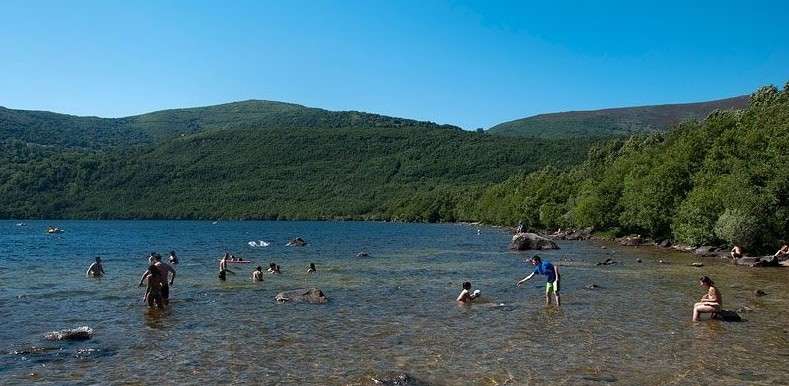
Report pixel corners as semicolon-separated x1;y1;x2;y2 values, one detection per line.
510;228;788;268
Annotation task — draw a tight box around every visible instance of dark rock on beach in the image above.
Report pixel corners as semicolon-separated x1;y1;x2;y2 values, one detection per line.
657;239;672;248
549;227;593;241
44;327;93;341
713;310;743;322
510;232;559;251
275;288;327;304
693;246;720;257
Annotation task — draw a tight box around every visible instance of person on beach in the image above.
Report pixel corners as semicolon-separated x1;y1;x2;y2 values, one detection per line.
730;245;743;259
516;255;561;306
142;265;164;309
456;281;481;304
774;242;789;259
692;276;722;321
307;263;316;273
168;250;179;265
86;256;105;277
252;266;264;282
139;255;176;305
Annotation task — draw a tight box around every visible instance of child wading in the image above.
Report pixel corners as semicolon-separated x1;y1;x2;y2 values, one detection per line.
516;255;561;306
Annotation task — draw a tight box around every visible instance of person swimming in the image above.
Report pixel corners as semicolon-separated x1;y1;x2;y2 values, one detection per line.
268;263;281;274
141;265;164;309
307;263;316;273
168;250;179;265
86;256;105;278
456;281;481;304
252;266;264;282
693;276;722;321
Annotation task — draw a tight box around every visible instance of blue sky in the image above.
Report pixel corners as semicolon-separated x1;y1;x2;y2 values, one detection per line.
1;0;787;129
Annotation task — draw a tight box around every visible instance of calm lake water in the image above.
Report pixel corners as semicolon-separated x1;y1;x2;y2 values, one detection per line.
1;220;788;385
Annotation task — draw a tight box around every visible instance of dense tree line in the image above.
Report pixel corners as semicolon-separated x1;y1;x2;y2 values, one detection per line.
469;84;788;252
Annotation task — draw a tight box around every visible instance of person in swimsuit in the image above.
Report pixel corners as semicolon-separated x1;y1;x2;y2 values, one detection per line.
86;256;105;277
516;255;561;306
307;263;316;273
168;250;179;265
774;242;789;259
692;276;722;321
138;255;176;306
730;245;743;259
141;265;164;309
456;281;481;304
252;266;264;282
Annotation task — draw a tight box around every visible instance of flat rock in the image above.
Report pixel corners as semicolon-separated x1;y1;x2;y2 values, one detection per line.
370;373;426;386
510;232;559;251
736;256;780;267
275;288;327;304
45;326;93;341
693;246;720;257
616;235;648;246
713;310;743;322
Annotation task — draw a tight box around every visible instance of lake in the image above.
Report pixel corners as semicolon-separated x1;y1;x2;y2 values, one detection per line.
1;220;788;385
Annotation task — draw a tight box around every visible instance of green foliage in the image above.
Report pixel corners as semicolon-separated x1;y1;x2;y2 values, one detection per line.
474;83;789;252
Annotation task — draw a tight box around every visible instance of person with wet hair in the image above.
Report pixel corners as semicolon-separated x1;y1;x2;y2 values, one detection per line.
252;266;264;282
268;263;281;274
168;250;179;265
456;281;481;304
693;276;722;321
86;256;105;278
141;265;164;309
139;254;176;305
306;263;316;273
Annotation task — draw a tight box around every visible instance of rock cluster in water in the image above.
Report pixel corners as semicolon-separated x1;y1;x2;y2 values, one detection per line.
275;288;327;304
510;232;559;251
44;326;93;341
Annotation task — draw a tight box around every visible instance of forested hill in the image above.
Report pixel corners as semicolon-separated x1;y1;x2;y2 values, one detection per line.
488;95;749;138
0;100;454;149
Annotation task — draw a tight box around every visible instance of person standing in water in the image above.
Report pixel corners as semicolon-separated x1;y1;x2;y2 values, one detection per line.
86;256;105;277
693;276;722;321
456;281;481;304
516;255;561;306
139;255;176;305
252;266;264;282
168;250;179;265
730;245;743;259
306;263;316;273
141;265;164;309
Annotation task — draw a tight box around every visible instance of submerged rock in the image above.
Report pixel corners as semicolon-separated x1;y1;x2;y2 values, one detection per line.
510;232;559;251
736;256;780;267
287;237;307;247
713;310;743;322
275;288;327;304
585;284;603;290
45;326;93;341
596;258;617;266
370;373;426;386
754;289;767;297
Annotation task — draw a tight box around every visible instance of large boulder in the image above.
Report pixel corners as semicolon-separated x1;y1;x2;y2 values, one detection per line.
510;232;559;251
275;288;327;304
616;235;647;246
45;326;93;341
735;256;780;267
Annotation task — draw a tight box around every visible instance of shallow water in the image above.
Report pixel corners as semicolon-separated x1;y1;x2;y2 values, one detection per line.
1;220;788;385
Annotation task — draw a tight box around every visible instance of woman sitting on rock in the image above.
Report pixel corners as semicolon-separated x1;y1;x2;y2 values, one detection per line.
774;242;789;259
692;276;722;321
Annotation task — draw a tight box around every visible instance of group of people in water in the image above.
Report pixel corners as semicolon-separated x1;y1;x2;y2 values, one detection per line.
83;237;779;320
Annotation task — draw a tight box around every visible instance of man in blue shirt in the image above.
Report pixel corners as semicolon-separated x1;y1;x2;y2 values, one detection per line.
516;255;560;306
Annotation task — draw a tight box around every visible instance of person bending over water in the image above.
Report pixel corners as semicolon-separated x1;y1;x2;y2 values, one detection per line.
730;245;743;259
456;281;481;304
517;255;561;306
774;242;789;259
307;263;316;273
693;276;722;321
252;266;264;282
142;265;164;309
86;256;105;277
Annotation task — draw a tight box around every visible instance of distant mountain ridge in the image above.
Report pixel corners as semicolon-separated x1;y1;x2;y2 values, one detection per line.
0;100;453;149
488;95;750;138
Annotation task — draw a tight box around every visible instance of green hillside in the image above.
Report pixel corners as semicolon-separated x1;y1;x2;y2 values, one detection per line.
0;100;453;149
0;123;597;221
489;95;749;138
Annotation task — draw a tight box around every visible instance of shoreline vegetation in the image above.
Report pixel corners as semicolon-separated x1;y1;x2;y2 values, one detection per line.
2;83;788;255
